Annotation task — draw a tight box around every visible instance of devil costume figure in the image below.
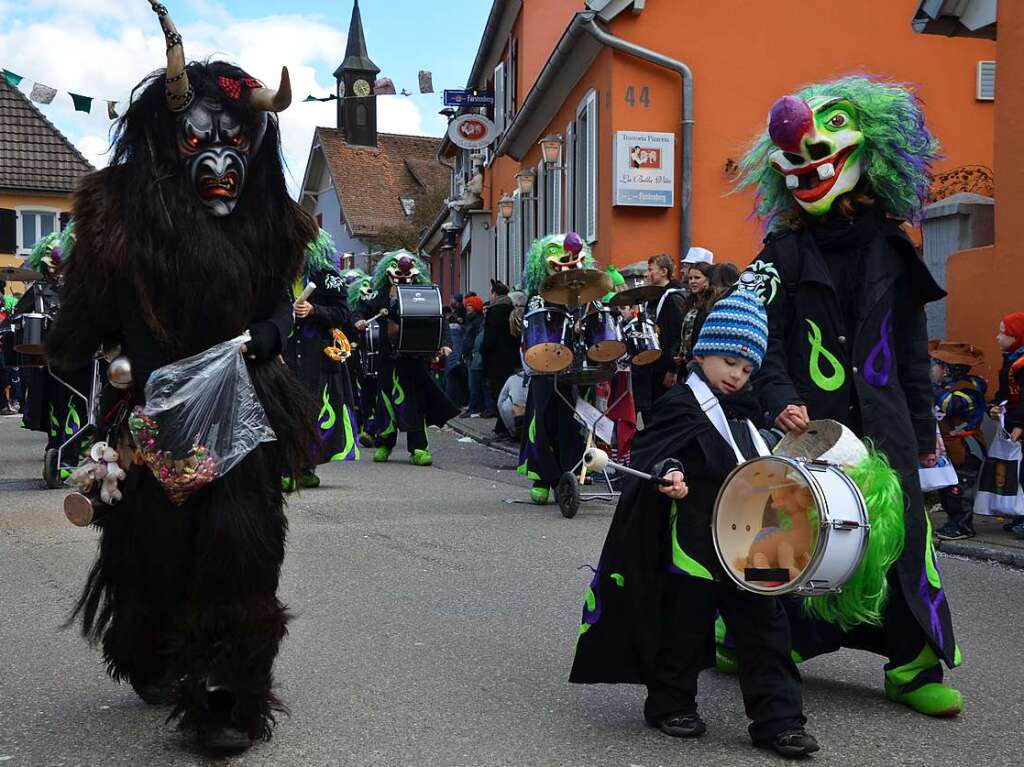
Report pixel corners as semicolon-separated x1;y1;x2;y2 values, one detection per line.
43;2;318;752
282;229;360;492
736;75;961;716
343;268;379;445
354;250;458;466
516;233;590;505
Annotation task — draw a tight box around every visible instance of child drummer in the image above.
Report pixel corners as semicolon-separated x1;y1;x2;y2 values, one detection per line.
570;289;819;759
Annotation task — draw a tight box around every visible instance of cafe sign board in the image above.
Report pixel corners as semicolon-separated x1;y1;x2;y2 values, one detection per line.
613;130;675;207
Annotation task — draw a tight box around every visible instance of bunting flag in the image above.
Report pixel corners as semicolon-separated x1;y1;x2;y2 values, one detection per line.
418;70;434;94
2;69;23;87
303;93;338;102
107;101;119;119
373;77;396;96
69;93;93;113
29;83;57;104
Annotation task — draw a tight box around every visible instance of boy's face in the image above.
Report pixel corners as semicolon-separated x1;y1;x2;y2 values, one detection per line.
697;354;753;395
997;322;1018;352
929;360;946;384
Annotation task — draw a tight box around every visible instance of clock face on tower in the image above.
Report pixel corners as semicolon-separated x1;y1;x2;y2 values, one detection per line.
352;79;371;98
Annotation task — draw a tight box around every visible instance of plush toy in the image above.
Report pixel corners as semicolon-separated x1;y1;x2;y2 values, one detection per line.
734;475;815;582
69;441;126;505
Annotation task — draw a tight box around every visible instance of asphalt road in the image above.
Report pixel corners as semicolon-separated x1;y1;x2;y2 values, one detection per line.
1;416;1022;766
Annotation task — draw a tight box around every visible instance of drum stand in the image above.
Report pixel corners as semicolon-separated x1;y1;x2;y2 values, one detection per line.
43;355;103;489
550;376;631;519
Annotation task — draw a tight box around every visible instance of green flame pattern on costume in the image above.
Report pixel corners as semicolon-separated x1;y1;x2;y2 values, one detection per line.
803;450;905;631
806;319;846;392
319;385;336;431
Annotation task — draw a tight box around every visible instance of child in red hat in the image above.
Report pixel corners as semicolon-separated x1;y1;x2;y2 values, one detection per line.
990;311;1024;536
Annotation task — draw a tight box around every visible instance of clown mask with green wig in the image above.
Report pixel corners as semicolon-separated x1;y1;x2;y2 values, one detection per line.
767;95;864;217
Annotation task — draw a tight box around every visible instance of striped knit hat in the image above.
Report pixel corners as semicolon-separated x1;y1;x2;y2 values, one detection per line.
692;288;768;369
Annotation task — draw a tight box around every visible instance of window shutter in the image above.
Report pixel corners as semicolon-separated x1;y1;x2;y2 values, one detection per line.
509;39;518;120
494;61;506;134
511;190;521;284
0;208;16;253
536;160;547;236
59;212;71;231
495;215;505;284
585;92;598;243
552;149;563;233
976;60;996;101
564;121;575;232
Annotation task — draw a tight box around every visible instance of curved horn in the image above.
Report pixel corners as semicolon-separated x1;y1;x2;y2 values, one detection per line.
249;67;292;113
147;1;192;112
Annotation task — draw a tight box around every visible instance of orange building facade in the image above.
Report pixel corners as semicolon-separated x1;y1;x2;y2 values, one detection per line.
425;0;996;309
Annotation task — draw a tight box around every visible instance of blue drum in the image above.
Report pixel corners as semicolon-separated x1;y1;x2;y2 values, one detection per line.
523;306;572;373
582;307;626;363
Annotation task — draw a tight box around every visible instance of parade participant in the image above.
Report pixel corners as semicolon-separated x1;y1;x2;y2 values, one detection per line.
676;261;714;367
281;229;360;492
571;290;820;759
928;342;987;540
517;233;591;505
43;1;318;752
20;229;92;474
737;75;961;716
345;268;379;446
353;249;457;466
482;279;518;435
632;253;687;423
990;312;1024;536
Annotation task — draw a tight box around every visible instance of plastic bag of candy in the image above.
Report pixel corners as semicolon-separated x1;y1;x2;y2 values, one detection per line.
129;333;276;504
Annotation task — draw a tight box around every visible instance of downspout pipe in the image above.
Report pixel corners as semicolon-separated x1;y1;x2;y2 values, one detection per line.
581;19;694;262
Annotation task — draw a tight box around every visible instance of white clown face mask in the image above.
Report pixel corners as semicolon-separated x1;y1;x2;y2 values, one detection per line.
767;95;864;217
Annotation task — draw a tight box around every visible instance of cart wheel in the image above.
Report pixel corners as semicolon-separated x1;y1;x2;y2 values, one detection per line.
43;448;62;489
556;471;581;519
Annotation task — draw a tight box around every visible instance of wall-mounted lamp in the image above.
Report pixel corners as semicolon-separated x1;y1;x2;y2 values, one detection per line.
498;193;515;220
539;133;563;166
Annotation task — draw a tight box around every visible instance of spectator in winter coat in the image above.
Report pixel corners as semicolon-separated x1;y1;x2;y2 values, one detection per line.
481;280;519;434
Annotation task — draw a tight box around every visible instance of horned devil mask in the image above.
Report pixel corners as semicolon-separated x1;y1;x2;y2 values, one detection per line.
147;0;292;216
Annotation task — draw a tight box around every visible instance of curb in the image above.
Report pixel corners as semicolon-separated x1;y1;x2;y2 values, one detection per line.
935;538;1024;570
447;420;519;456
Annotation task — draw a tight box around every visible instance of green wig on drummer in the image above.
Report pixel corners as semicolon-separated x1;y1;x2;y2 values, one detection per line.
803;448;905;631
522;232;595;298
371;249;430;292
303;227;342;276
28;223;76;274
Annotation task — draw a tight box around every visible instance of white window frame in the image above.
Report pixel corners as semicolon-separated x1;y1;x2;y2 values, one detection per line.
15;206;61;254
573;89;599;244
564;120;575;233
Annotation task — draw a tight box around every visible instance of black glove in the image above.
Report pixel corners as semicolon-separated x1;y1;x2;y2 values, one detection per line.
245;321;282;362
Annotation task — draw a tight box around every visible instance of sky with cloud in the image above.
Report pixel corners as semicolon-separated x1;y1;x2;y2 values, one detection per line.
0;0;490;193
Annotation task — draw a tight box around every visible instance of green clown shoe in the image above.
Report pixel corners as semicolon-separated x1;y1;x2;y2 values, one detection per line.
373;446;392;463
299;472;320;488
281;476;297;493
530;484;549;505
884;680;962;717
410;449;433;467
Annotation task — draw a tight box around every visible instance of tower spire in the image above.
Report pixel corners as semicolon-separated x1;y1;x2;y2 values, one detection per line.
334;0;380;146
334;0;379;79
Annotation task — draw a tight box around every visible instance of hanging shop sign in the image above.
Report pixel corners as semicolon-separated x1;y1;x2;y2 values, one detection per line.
448;114;497;150
612;130;675;207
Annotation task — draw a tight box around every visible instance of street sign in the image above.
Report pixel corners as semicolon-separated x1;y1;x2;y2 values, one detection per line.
447;114;496;150
443;89;495;108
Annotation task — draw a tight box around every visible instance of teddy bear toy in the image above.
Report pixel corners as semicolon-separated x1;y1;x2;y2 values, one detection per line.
69;441;126;505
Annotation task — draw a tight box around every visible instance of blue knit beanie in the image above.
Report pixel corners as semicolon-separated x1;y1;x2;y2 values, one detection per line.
692;288;768;369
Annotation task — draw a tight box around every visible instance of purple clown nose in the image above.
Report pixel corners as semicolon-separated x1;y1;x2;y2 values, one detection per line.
398;255;414;272
768;95;813;153
564;232;584;256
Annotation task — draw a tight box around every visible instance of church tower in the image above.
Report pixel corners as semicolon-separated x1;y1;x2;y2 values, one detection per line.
334;0;380;147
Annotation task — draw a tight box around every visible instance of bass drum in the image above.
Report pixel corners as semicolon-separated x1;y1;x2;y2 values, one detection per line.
712;455;869;596
390;284;443;354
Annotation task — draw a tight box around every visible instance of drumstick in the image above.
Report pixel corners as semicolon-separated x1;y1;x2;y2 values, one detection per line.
295;282;317;305
583;448;674;487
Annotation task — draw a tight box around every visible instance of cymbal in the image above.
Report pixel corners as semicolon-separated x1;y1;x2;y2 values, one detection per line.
608;284;666;307
540;269;612;305
0;266;43;282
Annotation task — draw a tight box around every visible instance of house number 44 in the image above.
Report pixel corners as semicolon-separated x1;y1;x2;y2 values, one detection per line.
624;86;650;108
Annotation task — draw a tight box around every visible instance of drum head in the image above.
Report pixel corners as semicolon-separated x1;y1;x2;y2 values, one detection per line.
587;339;626;363
713;457;821;594
525;343;573;373
629;349;662;366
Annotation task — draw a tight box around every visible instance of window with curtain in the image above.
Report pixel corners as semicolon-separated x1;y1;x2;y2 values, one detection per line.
17;209;58;253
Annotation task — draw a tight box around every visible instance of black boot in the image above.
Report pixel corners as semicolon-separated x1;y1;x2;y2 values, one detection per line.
650;712;706;738
755;728;820;758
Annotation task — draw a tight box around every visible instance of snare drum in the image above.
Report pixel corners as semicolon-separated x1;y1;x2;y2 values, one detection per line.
523;307;572;373
712;456;869;595
582;307;626;363
624;317;661;366
360;320;382;377
13;312;49;356
391;284;443;354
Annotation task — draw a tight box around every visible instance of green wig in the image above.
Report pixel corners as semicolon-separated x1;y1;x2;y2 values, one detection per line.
346;272;373;308
522;233;595;297
370;249;430;292
737;75;940;231
27;223;75;273
803;448;905;631
304;228;341;276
